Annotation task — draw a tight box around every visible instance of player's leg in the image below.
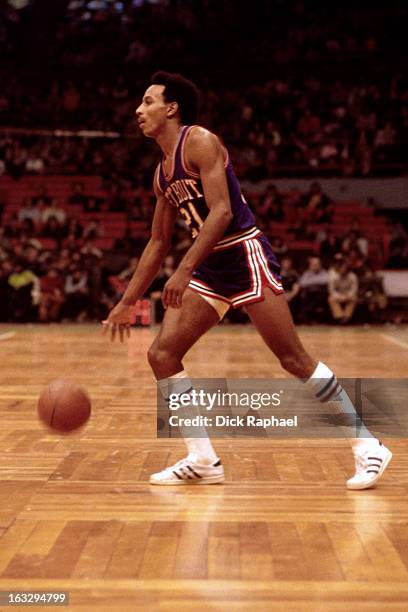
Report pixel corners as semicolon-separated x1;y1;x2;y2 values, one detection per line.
147;287;220;379
328;295;344;321
244;289;316;377
245;288;392;490
148;288;225;485
343;299;357;322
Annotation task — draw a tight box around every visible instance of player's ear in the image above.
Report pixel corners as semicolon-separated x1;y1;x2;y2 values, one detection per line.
167;101;179;119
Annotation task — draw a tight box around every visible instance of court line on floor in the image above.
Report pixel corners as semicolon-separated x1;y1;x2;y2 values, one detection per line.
381;333;408;350
0;331;16;341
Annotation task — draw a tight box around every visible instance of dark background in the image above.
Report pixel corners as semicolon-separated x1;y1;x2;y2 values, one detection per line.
0;0;407;325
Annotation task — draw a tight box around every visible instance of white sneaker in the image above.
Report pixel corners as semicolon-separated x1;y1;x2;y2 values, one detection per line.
347;441;392;490
149;457;225;486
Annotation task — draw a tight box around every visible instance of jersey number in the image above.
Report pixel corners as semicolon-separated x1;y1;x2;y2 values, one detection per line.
179;201;204;238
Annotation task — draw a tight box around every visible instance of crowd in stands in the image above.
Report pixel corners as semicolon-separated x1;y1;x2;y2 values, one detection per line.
281;254;388;326
253;182;397;325
0;178;405;325
0;72;406;181
0;0;407;324
1;1;408;180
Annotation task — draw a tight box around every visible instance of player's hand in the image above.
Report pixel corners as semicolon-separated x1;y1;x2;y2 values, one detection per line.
162;269;191;309
102;301;133;342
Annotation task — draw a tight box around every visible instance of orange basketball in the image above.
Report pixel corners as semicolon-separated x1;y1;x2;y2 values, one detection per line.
38;379;91;432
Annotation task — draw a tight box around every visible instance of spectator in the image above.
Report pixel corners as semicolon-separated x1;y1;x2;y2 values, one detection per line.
80;239;102;260
0;259;13;321
257;184;284;223
24;246;42;276
39;268;64;322
301;182;333;223
63;268;89;321
83;219;104;241
280;256;301;321
299;256;329;322
63;232;81;251
18;198;41;226
4;214;22;238
328;252;346;281
374;121;396;149
8;261;39;322
389;222;407;254
63;218;83;241
387;241;408;269
41;217;65;244
0;228;11;259
346;247;366;276
25;147;45;174
269;236;288;256
41;198;66;225
358;266;387;323
149;255;176;323
20;218;36;238
80;240;103;318
318;226;341;264
348;219;370;257
328;261;359;324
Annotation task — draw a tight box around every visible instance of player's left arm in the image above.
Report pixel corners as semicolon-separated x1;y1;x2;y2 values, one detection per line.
162;128;233;309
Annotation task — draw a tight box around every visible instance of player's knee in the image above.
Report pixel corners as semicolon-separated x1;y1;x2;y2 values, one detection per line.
147;343;161;369
147;342;174;370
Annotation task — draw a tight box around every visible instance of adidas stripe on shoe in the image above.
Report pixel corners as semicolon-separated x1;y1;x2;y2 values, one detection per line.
347;441;392;490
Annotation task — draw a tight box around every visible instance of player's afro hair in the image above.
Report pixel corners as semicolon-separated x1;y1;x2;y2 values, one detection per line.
151;71;200;125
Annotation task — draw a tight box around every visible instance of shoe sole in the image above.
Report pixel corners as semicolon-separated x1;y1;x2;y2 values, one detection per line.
347;450;393;490
149;474;225;486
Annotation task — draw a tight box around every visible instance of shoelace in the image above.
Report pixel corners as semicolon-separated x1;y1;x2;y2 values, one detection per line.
174;459;189;469
161;458;190;475
154;460;189;480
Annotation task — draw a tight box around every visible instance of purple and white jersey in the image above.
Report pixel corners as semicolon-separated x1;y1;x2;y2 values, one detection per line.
157;125;261;249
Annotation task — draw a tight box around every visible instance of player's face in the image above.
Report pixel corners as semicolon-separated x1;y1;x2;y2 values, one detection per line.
136;85;170;137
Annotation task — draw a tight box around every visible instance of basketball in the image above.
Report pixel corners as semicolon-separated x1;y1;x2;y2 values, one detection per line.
37;379;91;432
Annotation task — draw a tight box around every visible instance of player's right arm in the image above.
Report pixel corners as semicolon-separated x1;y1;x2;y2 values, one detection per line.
120;181;177;306
102;171;176;338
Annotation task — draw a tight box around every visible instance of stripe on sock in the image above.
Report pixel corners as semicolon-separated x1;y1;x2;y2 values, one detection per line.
316;375;336;399
315;375;342;403
320;382;341;403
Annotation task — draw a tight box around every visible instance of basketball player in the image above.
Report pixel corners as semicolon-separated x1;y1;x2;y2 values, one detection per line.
102;72;392;489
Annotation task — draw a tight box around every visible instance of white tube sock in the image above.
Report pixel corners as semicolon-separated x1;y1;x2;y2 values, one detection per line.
157;370;218;464
306;361;376;444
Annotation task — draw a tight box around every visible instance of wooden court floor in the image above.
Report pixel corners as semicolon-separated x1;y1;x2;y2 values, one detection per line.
0;323;407;611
